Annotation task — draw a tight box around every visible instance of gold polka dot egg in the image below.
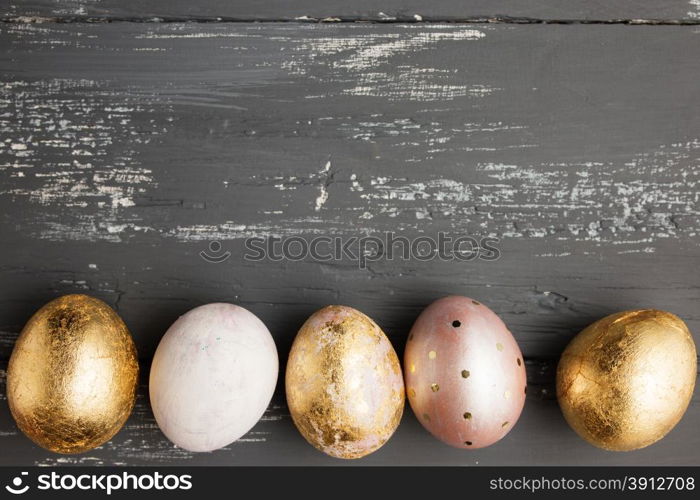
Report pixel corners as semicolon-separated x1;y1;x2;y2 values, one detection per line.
404;296;526;448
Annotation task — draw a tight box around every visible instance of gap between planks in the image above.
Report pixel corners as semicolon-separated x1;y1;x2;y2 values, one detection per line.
2;15;700;25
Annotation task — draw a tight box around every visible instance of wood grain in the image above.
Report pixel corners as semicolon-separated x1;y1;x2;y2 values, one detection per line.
2;0;700;22
0;22;698;465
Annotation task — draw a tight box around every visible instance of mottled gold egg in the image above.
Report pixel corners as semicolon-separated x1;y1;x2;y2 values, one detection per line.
7;294;139;453
286;305;405;459
556;309;696;451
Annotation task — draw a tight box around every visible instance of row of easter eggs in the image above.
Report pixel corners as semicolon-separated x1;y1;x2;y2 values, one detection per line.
5;294;697;457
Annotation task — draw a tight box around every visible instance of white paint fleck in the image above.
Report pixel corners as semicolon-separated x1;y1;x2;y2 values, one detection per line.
314;160;332;211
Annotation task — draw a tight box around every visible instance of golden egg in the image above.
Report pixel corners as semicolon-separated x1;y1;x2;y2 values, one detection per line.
7;294;139;453
556;309;696;451
286;305;404;459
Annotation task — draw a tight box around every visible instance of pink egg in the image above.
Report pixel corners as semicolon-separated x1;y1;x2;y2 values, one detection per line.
404;296;526;449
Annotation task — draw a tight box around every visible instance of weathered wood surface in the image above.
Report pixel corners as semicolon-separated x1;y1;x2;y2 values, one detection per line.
3;0;700;22
0;22;699;465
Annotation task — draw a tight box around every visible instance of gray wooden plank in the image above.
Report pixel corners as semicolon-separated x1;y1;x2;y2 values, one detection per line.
2;0;700;22
0;364;698;465
0;22;699;465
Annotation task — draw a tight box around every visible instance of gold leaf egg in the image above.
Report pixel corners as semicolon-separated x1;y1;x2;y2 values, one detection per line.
286;305;405;459
7;294;139;454
556;309;697;451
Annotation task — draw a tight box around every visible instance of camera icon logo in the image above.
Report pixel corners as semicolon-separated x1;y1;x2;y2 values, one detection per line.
5;472;29;495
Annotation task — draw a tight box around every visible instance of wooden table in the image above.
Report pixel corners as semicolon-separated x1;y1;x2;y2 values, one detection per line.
0;1;698;466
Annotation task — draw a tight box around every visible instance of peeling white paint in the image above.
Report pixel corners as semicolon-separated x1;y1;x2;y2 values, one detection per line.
136;32;253;40
314;160;332;211
0;78;170;241
335;29;485;71
281;26;490;102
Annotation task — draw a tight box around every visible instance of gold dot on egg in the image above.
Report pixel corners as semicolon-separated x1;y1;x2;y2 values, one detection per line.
408;388;416;398
428;350;436;360
504;390;511;399
410;363;416;373
431;383;440;392
423;413;431;421
502;421;509;428
463;412;472;420
517;358;522;366
461;369;470;378
496;342;504;351
472;300;480;306
465;441;473;446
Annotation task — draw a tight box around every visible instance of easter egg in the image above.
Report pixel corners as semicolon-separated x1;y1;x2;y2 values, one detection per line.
557;309;697;451
404;296;526;449
7;294;139;454
149;303;278;452
286;305;404;459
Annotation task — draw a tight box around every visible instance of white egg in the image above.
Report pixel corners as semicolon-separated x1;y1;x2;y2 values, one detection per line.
149;303;278;452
